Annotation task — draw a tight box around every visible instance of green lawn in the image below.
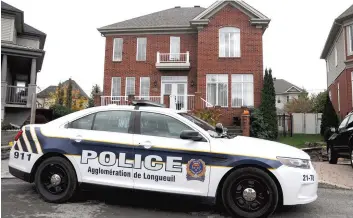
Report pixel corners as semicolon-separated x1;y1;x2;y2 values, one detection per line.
277;134;323;148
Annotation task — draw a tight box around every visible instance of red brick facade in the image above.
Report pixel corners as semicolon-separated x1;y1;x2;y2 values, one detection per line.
328;69;353;119
102;5;266;125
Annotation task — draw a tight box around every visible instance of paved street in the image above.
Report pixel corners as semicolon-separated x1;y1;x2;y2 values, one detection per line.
2;179;353;218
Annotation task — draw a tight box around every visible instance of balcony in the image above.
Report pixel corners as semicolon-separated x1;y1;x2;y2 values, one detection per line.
155;52;190;70
5;86;28;105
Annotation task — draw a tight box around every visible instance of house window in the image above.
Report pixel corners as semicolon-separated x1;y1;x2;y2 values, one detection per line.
170;36;180;60
206;74;228;107
136;37;147;61
231;74;254;107
337;82;340;111
125;77;135;96
113;38;123;61
334;46;338;67
347;24;353;55
111;77;121;96
140;77;150;99
219;27;240;57
286;96;290;103
277;98;281;103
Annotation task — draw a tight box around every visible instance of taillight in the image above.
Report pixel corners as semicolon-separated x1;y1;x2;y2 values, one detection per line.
14;130;23;141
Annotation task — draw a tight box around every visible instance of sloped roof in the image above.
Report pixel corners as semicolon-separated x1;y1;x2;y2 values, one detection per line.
321;4;353;59
1;1;22;13
23;23;46;36
37;80;89;99
37;85;56;98
273;79;303;94
99;7;206;30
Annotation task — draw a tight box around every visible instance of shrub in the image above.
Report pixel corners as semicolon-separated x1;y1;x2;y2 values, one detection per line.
320;93;339;136
50;104;73;119
250;108;272;139
192;107;222;126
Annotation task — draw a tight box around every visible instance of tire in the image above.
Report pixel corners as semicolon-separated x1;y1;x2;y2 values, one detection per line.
221;167;278;218
328;146;338;164
34;156;77;203
350;147;353;168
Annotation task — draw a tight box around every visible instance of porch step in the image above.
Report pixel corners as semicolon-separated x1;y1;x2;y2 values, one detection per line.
225;126;242;136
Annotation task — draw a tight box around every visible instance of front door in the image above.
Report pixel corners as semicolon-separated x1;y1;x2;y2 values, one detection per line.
162;83;187;110
132;111;211;196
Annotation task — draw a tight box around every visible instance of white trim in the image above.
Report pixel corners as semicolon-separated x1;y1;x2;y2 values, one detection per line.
334;46;338;67
192;0;268;21
284;85;302;93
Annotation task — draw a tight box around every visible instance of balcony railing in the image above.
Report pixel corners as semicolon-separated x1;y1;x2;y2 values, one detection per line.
101;96;162;106
156;52;190;70
6;86;28;105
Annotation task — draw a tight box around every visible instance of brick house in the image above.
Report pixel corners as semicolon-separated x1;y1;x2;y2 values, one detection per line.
97;0;270;125
321;4;353;119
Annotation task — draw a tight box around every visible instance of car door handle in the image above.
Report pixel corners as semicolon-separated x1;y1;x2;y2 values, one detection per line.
70;135;83;143
139;141;152;149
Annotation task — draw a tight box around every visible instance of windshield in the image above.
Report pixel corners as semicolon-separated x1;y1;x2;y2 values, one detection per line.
179;113;218;137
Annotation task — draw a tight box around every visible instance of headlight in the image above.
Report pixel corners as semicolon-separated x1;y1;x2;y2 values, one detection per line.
277;157;310;169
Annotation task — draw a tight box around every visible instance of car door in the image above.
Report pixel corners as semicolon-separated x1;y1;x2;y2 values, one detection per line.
65;110;135;188
333;115;351;156
132;111;211;196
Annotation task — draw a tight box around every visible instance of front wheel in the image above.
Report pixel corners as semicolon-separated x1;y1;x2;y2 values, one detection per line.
328;146;338;164
350;146;353;168
35;156;77;203
222;167;278;218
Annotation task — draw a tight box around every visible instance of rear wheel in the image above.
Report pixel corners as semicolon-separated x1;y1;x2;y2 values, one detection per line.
222;167;278;218
35;156;77;203
328;146;338;164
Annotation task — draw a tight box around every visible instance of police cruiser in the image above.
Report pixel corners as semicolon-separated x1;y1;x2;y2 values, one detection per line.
9;101;318;218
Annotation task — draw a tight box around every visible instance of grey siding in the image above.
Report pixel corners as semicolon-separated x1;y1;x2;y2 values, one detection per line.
326;29;346;87
17;37;40;49
1;17;14;42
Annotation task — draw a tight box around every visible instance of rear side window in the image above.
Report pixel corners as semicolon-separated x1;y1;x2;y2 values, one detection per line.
93;111;131;133
69;114;95;130
140;112;192;139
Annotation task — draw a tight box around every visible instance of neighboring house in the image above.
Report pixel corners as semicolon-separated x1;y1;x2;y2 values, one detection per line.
97;0;270;125
273;78;304;112
1;1;46;126
321;4;353;119
37;79;90;109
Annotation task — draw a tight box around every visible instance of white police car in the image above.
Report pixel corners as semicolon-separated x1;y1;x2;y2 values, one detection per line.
9;101;318;218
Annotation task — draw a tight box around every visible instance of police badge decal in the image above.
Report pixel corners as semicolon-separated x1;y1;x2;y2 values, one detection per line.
186;159;206;182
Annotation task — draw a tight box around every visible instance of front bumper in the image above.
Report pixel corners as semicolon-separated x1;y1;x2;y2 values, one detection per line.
271;162;318;205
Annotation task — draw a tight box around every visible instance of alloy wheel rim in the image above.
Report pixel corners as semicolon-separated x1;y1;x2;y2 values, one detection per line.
40;163;68;195
231;177;270;212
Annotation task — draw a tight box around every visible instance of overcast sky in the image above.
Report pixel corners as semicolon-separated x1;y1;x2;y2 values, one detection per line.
4;0;353;95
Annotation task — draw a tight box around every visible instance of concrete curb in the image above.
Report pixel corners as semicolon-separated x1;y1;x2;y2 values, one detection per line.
301;146;324;151
318;180;353;190
1;176;15;179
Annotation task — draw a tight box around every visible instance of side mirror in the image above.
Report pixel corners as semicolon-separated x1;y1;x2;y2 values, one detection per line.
215;123;224;134
180;130;203;141
330;127;336;133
